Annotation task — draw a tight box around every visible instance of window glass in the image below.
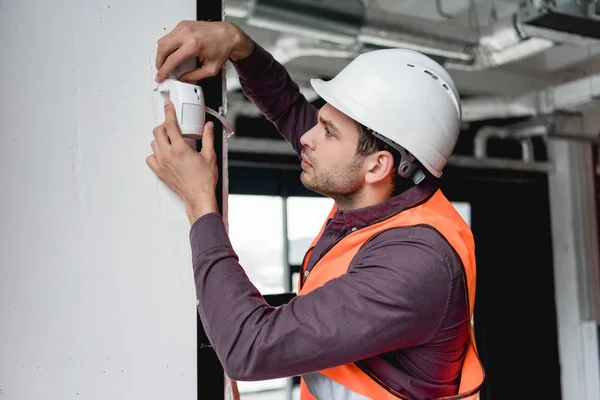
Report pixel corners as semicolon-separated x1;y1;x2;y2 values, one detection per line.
228;195;290;398
286;196;335;267
228;195;285;295
452;202;471;227
236;379;299;400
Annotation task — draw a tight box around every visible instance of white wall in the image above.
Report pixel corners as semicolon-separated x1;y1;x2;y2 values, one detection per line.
0;1;200;398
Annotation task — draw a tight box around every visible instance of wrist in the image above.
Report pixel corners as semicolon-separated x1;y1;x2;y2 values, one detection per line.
186;195;219;225
228;24;253;62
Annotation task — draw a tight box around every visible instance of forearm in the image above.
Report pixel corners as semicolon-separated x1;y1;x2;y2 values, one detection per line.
190;214;345;381
190;213;289;379
231;40;318;156
189;215;438;381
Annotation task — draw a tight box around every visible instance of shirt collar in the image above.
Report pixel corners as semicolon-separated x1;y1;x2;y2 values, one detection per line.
330;180;439;231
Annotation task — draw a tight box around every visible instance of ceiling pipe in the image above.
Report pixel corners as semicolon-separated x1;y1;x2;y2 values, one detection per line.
521;136;535;163
473;124;543;162
471;116;600;165
448;154;552;172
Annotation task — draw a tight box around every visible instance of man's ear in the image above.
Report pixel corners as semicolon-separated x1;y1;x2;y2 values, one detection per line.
364;151;395;184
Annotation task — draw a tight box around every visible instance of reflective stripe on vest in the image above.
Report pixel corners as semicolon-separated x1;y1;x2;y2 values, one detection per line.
298;189;485;400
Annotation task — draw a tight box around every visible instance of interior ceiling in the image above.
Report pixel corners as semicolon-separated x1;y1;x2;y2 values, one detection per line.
223;0;600;141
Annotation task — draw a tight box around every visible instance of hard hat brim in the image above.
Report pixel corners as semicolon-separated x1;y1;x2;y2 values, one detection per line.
310;78;364;128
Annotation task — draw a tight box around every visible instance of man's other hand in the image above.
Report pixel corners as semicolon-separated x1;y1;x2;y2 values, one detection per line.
155;21;253;83
146;100;219;224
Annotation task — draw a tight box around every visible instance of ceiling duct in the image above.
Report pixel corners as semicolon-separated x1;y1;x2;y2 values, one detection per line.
461;93;541;121
445;16;554;71
225;0;600;122
226;0;593;73
228;0;600;69
231;0;474;62
462;71;600;121
225;35;359;92
247;0;364;46
518;0;600;40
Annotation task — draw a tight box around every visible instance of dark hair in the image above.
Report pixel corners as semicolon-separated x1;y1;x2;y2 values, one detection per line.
355;123;431;196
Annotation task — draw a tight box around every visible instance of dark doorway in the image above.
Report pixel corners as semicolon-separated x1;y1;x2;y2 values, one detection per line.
441;166;561;400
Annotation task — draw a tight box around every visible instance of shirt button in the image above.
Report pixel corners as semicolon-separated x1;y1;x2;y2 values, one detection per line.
304;270;310;277
351;227;357;232
196;299;200;306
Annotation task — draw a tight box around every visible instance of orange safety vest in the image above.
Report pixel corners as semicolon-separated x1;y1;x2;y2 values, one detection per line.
298;189;485;400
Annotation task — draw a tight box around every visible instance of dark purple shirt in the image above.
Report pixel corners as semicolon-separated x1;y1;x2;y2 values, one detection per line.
190;41;469;399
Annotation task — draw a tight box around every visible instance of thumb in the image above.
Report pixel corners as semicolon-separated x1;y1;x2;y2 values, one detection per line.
201;121;215;153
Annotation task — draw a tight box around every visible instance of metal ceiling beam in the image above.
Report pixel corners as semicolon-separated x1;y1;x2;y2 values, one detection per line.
226;136;554;172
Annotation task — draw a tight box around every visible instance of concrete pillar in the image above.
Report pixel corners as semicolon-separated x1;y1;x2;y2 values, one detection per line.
548;137;600;400
0;1;201;398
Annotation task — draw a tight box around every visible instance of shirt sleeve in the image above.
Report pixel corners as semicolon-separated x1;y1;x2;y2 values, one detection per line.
190;213;459;381
231;39;318;157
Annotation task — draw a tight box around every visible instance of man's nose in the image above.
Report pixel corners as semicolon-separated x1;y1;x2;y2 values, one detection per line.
300;125;317;151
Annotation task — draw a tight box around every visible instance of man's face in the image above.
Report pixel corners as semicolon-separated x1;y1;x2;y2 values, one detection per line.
299;104;365;198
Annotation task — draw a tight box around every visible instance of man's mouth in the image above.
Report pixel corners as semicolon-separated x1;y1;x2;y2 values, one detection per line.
301;152;312;167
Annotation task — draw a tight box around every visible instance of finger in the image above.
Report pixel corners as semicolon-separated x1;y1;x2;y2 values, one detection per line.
156;42;196;82
151;139;161;157
155;32;182;75
163;100;184;143
178;63;219;83
201;121;215;153
153;124;170;150
146;154;160;175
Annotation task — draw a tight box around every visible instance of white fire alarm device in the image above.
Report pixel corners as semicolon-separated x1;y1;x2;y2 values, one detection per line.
154;78;234;139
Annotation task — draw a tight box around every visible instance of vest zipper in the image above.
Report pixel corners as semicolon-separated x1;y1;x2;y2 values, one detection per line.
299;237;345;290
298;246;314;291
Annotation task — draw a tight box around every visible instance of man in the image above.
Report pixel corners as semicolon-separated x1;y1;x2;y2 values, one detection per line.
148;20;484;400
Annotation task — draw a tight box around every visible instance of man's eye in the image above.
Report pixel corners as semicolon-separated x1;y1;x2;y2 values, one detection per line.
324;127;333;136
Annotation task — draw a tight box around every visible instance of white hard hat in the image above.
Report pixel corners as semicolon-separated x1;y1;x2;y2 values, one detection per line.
310;48;461;178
